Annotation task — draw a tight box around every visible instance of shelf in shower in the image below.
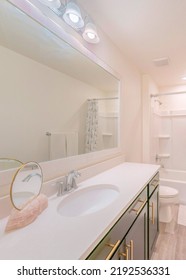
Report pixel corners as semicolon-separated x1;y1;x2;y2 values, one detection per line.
102;133;113;136
99;112;119;118
157;154;170;158
158;135;171;139
159;112;186;117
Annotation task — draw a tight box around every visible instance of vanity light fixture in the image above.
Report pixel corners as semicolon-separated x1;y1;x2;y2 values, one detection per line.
83;22;100;44
38;0;62;9
9;0;100;44
62;0;84;29
47;0;100;42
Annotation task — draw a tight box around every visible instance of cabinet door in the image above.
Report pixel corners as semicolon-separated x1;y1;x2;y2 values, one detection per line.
87;229;121;260
126;205;147;260
87;187;147;260
112;204;148;260
148;187;159;258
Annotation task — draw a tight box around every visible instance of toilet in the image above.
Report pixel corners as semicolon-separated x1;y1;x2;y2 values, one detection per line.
159;186;179;223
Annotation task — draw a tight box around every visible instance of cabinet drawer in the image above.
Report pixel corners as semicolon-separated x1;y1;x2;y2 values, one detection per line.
87;187;147;260
149;173;159;197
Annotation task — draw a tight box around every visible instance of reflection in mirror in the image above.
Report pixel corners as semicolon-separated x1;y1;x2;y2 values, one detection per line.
10;162;43;210
0;1;120;167
0;158;23;171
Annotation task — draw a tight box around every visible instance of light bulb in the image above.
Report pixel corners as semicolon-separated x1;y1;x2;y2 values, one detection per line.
69;13;80;23
63;1;84;29
87;32;96;39
82;22;100;43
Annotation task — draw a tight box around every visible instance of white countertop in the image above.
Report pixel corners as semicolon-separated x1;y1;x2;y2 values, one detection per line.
0;162;159;259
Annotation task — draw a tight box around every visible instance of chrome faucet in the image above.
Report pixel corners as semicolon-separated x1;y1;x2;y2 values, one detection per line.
155;154;164;168
155;154;160;161
22;173;42;182
57;170;81;196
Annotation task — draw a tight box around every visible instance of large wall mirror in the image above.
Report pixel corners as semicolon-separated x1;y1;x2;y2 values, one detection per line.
0;1;120;169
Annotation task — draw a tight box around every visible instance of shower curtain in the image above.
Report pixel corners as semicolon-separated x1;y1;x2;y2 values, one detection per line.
85;100;98;152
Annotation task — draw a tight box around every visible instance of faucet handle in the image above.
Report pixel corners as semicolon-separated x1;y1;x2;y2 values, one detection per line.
73;170;81;178
70;170;81;189
57;181;64;196
56;176;69;196
68;170;81;178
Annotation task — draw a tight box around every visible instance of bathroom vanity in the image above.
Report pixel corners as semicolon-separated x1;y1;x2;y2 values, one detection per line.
87;173;159;260
0;162;159;260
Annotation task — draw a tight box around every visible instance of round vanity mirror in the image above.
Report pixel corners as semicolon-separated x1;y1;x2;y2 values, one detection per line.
10;161;43;210
0;158;23;171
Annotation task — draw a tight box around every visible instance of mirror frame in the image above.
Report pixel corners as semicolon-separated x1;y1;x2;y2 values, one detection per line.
10;161;43;210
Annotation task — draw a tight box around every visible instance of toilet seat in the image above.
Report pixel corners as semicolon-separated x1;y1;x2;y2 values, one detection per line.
159;186;178;198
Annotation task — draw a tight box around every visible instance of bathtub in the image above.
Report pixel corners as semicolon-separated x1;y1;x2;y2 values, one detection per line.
160;169;186;204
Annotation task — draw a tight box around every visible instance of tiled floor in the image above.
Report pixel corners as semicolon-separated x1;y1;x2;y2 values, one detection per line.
151;205;186;260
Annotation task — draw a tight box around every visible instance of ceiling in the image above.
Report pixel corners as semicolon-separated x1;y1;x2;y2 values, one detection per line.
79;0;186;87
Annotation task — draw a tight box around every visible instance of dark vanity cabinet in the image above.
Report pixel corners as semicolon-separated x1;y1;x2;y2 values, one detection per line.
87;173;159;260
148;173;159;259
87;187;148;260
113;204;147;260
122;205;147;260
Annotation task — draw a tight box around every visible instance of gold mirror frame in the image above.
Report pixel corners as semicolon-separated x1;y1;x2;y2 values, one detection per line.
10;161;43;210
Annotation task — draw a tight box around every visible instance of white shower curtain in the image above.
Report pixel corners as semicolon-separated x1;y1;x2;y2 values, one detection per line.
85;100;99;152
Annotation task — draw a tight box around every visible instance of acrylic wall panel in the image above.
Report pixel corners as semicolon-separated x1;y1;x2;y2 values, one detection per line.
150;113;160;163
151;112;186;171
171;117;186;170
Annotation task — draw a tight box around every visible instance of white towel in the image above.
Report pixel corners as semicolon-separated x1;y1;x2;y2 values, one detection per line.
49;133;66;160
66;132;78;157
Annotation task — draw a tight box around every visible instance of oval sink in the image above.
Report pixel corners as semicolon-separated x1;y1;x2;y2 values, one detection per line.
57;184;119;217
